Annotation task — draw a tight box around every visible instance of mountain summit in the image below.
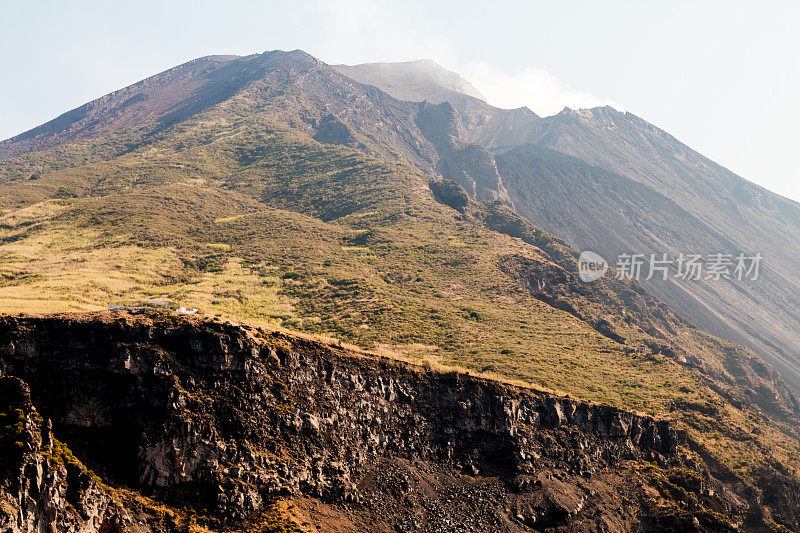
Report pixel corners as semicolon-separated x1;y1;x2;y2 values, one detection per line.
333;58;487;104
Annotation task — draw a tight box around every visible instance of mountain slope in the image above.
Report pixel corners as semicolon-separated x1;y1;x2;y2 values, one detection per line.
0;50;798;530
309;66;800;397
333;63;800;395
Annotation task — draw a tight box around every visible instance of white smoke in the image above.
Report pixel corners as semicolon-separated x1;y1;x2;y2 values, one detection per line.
303;0;622;116
462;62;625;116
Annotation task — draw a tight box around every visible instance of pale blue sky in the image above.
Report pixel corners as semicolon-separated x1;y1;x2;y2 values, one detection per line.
1;0;798;202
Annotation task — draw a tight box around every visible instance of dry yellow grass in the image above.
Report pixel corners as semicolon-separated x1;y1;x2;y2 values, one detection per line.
0;222;293;322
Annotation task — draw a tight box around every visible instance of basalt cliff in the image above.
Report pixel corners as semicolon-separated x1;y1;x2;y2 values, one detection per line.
0;313;776;532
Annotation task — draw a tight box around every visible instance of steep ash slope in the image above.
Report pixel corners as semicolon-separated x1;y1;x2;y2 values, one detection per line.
0;55;242;160
493;145;800;391
499;107;800;392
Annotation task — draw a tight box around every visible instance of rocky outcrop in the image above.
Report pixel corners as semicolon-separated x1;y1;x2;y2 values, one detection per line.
439;144;512;204
0;313;741;532
416;102;512;204
0;376;125;533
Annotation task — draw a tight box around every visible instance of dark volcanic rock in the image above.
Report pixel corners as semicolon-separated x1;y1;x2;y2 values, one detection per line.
0;313;743;532
0;376;127;532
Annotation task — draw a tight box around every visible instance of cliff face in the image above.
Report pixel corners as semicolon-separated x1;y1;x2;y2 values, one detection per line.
0;314;745;532
0;376;124;533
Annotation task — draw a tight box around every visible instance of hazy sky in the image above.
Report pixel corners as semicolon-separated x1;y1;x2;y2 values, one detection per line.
1;1;798;202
